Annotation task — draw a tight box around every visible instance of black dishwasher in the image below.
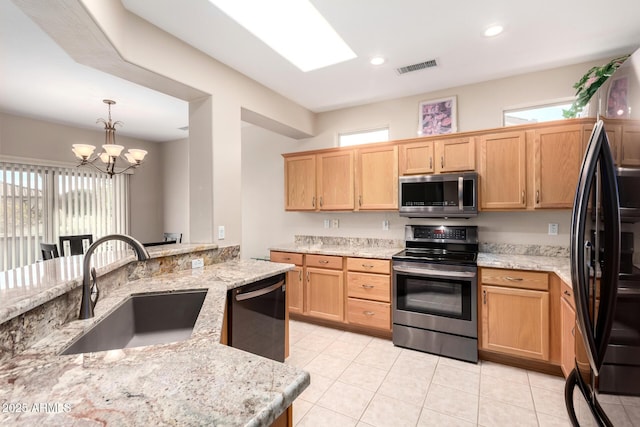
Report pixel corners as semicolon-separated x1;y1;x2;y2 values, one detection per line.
227;273;286;362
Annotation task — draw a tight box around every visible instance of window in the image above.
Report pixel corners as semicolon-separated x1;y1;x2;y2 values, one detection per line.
0;161;129;271
338;127;389;147
503;100;583;126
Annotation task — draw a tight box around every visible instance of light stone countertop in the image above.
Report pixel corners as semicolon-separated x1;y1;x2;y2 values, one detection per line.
0;259;309;426
269;242;404;260
0;243;218;324
477;253;572;285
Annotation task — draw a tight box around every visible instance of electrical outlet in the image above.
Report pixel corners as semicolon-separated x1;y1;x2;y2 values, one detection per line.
191;258;204;269
323;219;330;229
382;220;390;230
331;219;339;228
218;225;225;240
548;223;558;236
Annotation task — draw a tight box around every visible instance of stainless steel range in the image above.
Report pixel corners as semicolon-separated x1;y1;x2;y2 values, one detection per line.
392;225;479;363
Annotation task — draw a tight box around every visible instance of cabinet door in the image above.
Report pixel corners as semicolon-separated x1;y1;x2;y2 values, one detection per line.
435;137;476;173
399;141;434;175
305;267;344;322
534;125;583;208
284;155;316;210
287;267;304;315
317;151;354;210
479;131;526;209
481;285;550;360
356;145;398;210
620;125;640;166
587;122;620;165
560;295;576;378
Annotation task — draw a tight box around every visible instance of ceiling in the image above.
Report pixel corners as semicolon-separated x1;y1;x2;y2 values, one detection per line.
1;0;640;142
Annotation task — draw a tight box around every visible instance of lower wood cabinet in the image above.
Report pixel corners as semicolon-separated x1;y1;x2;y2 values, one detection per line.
347;298;390;330
560;281;576;378
306;266;344;322
480;268;550;361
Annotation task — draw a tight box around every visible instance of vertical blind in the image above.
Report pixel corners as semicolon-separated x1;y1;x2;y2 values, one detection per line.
0;161;129;271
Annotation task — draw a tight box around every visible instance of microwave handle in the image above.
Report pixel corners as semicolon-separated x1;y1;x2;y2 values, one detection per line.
458;176;463;210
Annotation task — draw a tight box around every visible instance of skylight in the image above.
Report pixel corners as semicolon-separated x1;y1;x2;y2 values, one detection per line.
208;0;356;72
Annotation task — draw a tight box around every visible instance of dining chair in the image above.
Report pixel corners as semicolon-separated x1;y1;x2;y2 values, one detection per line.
59;234;94;256
163;232;182;243
40;243;60;260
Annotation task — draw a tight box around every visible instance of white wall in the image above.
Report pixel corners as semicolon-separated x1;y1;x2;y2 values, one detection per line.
161;138;189;242
0;112;164;243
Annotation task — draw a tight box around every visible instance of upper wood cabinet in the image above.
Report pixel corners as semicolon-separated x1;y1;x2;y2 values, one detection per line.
317;150;354;210
284;154;316;210
355;145;398;210
533;124;584;209
587;120;621;165
436;136;476;173
620;125;640;166
479;131;527;209
399;137;475;175
399;140;434;175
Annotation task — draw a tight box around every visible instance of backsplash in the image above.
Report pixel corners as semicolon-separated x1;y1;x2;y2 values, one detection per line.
294;235;404;248
480;243;569;257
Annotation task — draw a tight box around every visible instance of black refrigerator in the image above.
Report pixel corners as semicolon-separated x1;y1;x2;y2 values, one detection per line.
565;47;640;426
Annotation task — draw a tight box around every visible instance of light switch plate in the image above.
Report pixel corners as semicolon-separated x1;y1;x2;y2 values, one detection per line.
324;219;330;228
548;223;558;235
191;258;204;269
218;225;225;240
382;220;390;230
331;219;339;228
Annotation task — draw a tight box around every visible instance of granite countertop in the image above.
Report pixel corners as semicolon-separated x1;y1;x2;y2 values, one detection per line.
0;259;309;426
269;242;403;260
0;243;218;325
477;253;571;284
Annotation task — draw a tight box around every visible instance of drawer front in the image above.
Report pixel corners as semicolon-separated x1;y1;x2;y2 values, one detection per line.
561;280;575;310
347;272;390;302
481;268;549;291
347;298;391;331
346;257;390;274
306;254;343;269
270;251;303;265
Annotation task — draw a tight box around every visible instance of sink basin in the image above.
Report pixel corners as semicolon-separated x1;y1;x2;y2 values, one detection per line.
61;289;208;355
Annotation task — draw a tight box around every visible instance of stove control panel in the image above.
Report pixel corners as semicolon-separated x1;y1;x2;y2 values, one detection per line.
407;225;478;243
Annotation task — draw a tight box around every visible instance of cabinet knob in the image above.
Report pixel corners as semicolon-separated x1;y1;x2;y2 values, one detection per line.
564;290;572;297
359;195;362;207
319;197;323;207
522;190;525;204
429;157;433;169
361;284;375;289
363;311;375;316
299;270;302;281
312;196;316;208
536;190;540;204
441;156;444;169
319;259;329;264
483;289;487;304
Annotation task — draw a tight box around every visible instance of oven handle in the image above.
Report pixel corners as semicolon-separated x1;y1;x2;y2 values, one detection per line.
393;265;477;279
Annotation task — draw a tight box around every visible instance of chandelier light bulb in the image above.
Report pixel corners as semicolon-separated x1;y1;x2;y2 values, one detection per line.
127;149;148;162
72;144;96;159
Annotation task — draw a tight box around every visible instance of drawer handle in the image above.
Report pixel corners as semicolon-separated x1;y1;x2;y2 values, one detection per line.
283;257;291;261
362;264;374;269
363;311;375;316
312;196;316;208
319;260;329;264
572;327;575;337
361;284;375;289
564;290;572;297
505;276;523;282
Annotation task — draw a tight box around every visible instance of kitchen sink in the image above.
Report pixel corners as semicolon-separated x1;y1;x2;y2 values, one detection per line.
60;289;208;355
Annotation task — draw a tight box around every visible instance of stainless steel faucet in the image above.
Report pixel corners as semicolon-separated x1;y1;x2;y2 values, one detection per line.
79;234;150;320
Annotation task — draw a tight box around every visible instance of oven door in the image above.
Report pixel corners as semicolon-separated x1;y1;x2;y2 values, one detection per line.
392;260;477;338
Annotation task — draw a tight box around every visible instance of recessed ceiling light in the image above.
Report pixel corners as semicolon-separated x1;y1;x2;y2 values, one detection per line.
370;56;385;66
209;0;356;72
484;24;504;37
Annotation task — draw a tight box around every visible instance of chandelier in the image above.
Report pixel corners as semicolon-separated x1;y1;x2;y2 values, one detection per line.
72;99;147;177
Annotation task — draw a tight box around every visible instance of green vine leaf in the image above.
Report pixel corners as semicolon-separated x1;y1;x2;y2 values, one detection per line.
563;54;631;119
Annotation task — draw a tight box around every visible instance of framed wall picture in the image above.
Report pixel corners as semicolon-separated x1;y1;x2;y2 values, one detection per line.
606;76;629;118
418;96;457;135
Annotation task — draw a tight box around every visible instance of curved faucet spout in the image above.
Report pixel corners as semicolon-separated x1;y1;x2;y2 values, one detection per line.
79;234;150;320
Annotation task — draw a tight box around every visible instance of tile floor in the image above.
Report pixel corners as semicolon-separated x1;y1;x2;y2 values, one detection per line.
286;320;640;427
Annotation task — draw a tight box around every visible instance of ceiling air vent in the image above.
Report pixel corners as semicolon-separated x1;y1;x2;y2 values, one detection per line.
178;126;189;131
396;59;438;75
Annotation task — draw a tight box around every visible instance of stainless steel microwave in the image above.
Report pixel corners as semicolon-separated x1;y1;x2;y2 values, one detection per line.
399;172;478;218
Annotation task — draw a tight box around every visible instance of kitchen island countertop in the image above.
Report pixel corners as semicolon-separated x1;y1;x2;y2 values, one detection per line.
0;259;308;426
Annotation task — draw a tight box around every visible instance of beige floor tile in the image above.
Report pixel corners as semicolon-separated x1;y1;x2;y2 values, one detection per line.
356;422;375;427
424;383;479;423
624;404;640;425
437;356;481;374
537;412;573;427
432;363;480;395
322;339;367;361
296;405;358;427
528;370;566;393
298;373;335;403
286;346;319;368
290;320;319;334
595;391;622;405
338;362;388;392
295;334;335;353
365;336;396;350
481;361;529;384
417;408;477;427
311;325;346;340
377;370;430;406
620;395;640;406
353;345;400;371
336;331;374;346
531;386;571;419
480;373;534;410
397;347;440;367
478;396;538;427
600;403;633;427
316;380;374;419
293;399;314;425
304;353;351;379
360;393;422;427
